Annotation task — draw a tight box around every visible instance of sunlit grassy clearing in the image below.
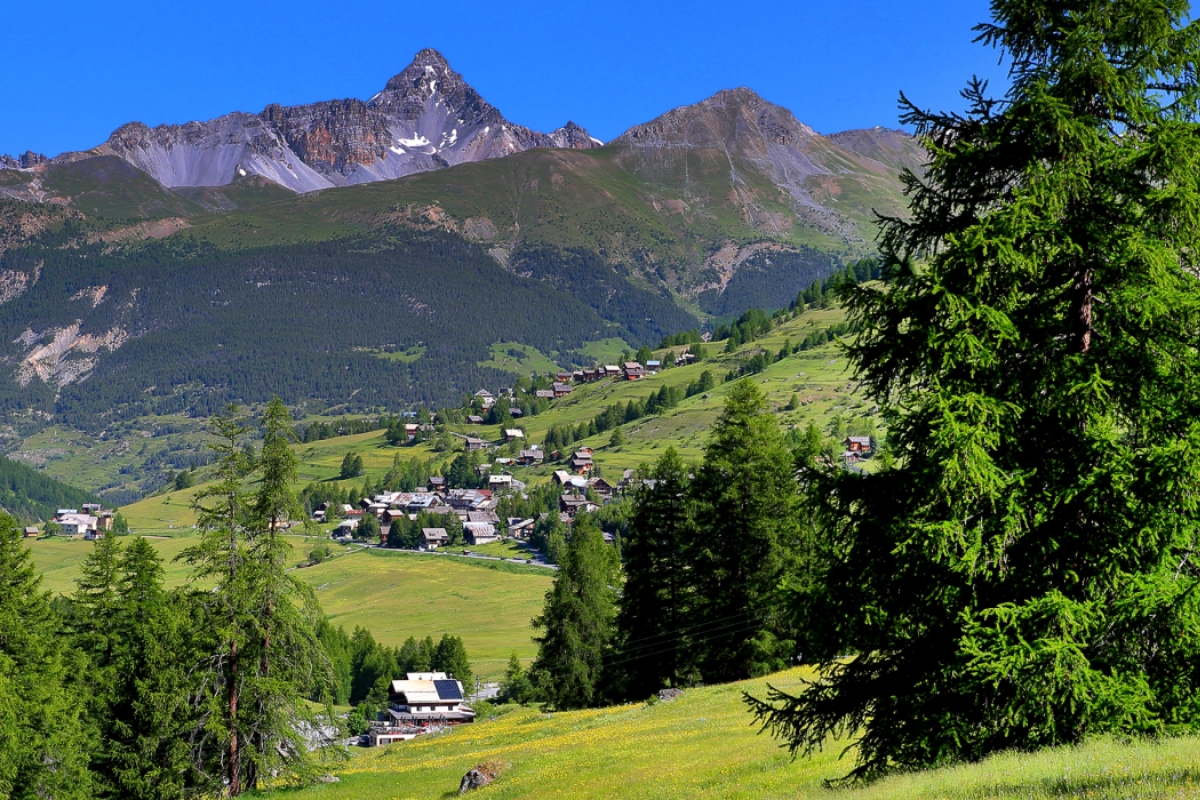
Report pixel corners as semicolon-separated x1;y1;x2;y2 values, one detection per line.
254;666;1200;800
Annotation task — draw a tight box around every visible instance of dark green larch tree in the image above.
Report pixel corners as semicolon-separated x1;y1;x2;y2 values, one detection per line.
688;379;803;683
612;447;695;699
531;515;618;709
243;398;335;790
749;0;1200;782
182;403;335;796
180;406;254;796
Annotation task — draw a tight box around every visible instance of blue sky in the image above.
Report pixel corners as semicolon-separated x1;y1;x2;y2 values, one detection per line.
4;0;1008;157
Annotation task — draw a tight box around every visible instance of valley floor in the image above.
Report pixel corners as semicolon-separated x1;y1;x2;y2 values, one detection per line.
25;535;551;680
254;668;1200;800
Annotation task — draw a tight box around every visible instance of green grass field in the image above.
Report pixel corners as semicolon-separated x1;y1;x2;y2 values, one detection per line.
26;537;550;680
252;667;1200;800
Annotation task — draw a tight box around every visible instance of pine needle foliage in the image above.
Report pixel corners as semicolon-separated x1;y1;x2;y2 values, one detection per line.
180;401;336;796
748;0;1200;783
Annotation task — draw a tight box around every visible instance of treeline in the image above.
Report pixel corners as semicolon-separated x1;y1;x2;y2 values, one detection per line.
0;454;99;521
541;383;688;452
298;416;384;443
504;380;808;708
790;256;881;311
724;321;857;381
696;246;843;316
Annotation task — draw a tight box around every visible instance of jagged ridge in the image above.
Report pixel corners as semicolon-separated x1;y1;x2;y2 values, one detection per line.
6;49;601;194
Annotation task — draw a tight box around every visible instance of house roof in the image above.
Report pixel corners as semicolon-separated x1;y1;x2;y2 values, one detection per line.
420;528;449;540
389;675;466;704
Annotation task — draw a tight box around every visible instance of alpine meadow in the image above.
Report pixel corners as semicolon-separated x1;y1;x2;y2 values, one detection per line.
5;1;1200;799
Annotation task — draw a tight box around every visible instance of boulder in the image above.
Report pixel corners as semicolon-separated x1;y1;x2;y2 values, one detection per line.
458;761;503;794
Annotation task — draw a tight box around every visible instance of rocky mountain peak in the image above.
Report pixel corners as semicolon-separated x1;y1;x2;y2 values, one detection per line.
550;121;603;149
616;87;818;149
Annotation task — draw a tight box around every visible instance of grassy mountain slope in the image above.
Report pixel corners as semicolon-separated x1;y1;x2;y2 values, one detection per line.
8;303;859;511
0;454;97;521
0;91;919;440
257;667;1200;799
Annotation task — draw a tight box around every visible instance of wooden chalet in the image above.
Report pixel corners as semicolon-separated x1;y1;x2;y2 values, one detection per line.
518;448;544;466
369;672;474;745
844;436;872;454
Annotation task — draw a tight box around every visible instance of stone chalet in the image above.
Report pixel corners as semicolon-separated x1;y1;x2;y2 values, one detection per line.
507;518;536;539
59;513;99;537
419;528;449;550
463;521;499;545
369;672;475;745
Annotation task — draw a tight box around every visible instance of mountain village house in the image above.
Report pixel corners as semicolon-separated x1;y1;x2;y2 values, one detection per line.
368;672;474;746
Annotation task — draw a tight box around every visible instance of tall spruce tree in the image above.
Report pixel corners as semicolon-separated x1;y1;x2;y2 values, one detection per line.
612;447;694;698
0;513;92;800
688;379;803;683
531;515;617;709
749;0;1200;782
108;538;193;799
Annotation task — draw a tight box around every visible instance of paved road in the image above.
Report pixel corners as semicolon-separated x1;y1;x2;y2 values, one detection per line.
365;543;558;569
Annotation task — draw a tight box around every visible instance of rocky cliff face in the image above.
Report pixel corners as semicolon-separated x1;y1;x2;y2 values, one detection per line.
86;49;601;193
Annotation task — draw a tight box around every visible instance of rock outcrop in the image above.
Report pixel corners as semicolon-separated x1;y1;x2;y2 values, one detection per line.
458;761;503;794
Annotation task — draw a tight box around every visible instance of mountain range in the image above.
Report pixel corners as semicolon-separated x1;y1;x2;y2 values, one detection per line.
2;49;600;195
0;48;924;435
